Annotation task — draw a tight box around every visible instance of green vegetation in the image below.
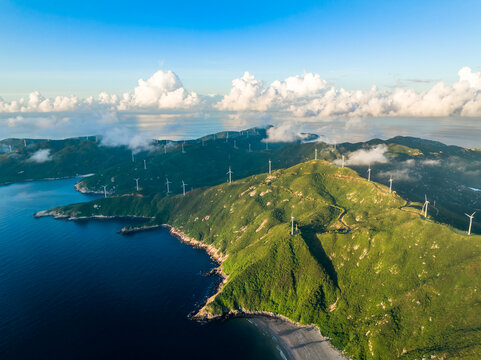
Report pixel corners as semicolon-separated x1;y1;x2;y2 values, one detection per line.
51;161;481;360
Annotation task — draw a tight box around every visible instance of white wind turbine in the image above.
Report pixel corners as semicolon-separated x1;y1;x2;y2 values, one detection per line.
181;142;186;154
182;180;188;196
389;176;393;193
315;148;318;160
421;194;430;218
131;151;135;163
227;166;233;184
164;145;167;155
367;164;371;182
24;139;27;147
226;132;229;143
144;160;147;170
166;178;172;194
465;211;476;235
102;185;108;198
134;178;140;191
342;155;345;168
248;143;252;152
291;215;294;236
268;159;272;175
9;145;12;152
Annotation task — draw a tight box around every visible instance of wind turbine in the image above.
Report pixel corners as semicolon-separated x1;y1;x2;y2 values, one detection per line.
227;166;233;184
9;145;12;152
421;194;430;218
131;151;135;163
342;155;345;168
181;142;186;154
268;159;272;175
465;211;476;235
291;215;294;236
144;160;147;170
389;176;393;193
226;132;229;143
102;185;108;198
165;178;172;194
182;180;188;196
233;140;238;149
134;178;140;191
248;143;252;152
24;139;27;147
315;148;318;160
164;145;167;155
367;165;371;182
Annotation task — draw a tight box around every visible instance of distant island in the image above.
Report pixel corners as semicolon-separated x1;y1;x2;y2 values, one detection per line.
2;128;481;359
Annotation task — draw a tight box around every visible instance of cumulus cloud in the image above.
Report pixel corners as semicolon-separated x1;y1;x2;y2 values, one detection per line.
215;72;327;112
336;144;389;166
216;67;481;117
27;149;52;163
100;127;154;154
264;123;310;143
0;69;199;114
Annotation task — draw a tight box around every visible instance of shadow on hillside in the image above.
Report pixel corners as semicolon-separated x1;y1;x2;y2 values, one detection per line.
299;225;338;288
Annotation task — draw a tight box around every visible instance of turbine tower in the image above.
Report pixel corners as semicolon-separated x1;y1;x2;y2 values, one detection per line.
389;176;393;193
367;165;371;182
342;155;345;168
182;142;186;154
166;178;172;194
248;143;252;152
164;145;167;155
131;151;135;163
144;160;147;170
465;211;476;235
182;180;188;196
291;216;294;236
421;194;430;218
315;148;318;160
102;185;108;198
9;144;12;152
227;166;233;184
268;159;272;175
134;178;140;191
226;132;229;143
24;139;27;147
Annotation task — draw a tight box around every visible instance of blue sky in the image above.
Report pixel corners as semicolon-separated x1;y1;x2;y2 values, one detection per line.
1;0;481;99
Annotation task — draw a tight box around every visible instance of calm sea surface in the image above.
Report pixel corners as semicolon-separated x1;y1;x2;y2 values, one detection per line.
0;179;284;359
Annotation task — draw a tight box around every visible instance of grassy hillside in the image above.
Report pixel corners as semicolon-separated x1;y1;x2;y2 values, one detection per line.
50;161;481;359
2;129;480;233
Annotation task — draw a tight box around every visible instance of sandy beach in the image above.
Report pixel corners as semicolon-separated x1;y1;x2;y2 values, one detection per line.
249;317;348;360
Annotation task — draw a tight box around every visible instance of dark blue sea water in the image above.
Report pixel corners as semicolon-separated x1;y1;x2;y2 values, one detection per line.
0;179;283;359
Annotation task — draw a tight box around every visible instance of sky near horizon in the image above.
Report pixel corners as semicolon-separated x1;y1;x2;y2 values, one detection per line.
1;0;481;142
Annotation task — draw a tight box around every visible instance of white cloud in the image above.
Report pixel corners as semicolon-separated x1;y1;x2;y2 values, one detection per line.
100;127;154;154
216;67;481;118
336;144;389;166
264;123;310;143
421;159;441;166
0;69;199;114
27;149;52;163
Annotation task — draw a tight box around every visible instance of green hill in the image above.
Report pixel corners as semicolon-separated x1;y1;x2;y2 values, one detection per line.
2;128;480;233
46;160;481;360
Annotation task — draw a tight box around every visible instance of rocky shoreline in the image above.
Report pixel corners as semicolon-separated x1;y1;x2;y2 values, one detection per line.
33;211;347;359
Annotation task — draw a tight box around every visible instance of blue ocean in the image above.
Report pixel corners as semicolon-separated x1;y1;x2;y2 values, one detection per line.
0;178;283;359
